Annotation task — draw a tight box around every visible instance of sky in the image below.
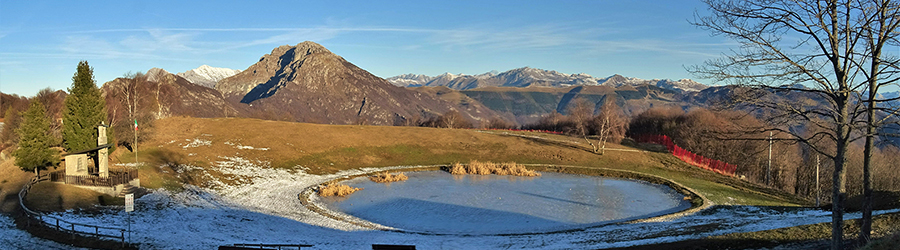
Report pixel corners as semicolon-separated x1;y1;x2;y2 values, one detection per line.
0;0;735;97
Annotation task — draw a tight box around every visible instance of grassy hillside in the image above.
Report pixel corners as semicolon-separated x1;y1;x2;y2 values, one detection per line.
114;117;807;207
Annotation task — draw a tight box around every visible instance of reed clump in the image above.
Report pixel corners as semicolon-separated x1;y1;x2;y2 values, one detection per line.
368;172;409;183
449;160;540;177
317;184;363;197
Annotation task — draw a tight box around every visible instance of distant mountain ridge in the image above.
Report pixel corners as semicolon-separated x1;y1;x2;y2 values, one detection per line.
176;65;241;89
387;67;708;92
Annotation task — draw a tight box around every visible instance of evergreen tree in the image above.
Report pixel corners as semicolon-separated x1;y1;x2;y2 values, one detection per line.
14;100;59;174
62;61;110;153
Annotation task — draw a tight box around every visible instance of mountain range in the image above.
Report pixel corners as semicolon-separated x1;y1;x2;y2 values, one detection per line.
100;41;502;126
89;41;728;128
386;67;709;92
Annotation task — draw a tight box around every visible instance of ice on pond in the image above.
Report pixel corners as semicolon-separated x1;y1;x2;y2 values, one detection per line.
321;171;691;234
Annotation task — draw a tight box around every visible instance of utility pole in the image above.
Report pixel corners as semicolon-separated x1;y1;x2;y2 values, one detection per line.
134;93;138;166
816;154;820;207
767;131;773;186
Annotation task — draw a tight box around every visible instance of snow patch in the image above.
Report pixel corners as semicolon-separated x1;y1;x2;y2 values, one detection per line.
225;141;269;151
182;139;212;149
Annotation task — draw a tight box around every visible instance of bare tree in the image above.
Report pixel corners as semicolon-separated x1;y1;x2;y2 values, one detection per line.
109;72;148;151
146;69;171;119
567;98;600;153
596;98;627;155
691;1;882;248
483;117;516;130
440;110;471;129
856;0;900;243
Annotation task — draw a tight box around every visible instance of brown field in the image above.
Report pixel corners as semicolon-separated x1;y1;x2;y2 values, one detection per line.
317;184;362;197
368;172;408;183
449;160;540;177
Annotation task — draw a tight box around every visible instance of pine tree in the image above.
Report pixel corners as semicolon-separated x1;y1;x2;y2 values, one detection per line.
62;61;110;153
14;100;59;174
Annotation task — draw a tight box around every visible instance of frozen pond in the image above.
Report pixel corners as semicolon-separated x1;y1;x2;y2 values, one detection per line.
320;171;691;234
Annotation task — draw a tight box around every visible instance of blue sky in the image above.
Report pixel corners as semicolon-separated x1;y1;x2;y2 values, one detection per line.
0;0;733;96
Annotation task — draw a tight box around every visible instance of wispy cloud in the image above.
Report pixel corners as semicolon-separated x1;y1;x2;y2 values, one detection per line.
54;33;204;62
55;26;443;56
429;24;602;51
421;23;726;59
215;28;342;51
119;29;198;53
45;24;728;67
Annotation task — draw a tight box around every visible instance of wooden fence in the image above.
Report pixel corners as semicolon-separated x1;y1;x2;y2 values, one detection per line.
19;175;127;246
50;169;138;187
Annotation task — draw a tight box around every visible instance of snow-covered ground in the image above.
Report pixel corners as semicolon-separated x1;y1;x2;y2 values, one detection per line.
8;156;900;249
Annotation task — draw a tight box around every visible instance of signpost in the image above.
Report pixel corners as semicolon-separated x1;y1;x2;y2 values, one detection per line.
125;193;134;212
125;193;134;242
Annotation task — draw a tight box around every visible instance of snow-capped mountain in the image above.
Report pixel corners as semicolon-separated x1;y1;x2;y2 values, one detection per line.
386;71;501;87
494;67;600;87
387;67;708;92
176;65;242;89
599;74;708;92
385;74;434;87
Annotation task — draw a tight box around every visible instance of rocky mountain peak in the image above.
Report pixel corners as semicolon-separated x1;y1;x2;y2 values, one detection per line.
216;41;341;96
212;41;495;125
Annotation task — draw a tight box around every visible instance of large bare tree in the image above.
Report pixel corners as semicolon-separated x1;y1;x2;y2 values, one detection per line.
691;1;889;248
566;98;600;153
595;98;626;155
856;0;900;243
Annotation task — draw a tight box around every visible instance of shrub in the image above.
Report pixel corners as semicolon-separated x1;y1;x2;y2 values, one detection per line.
368;172;409;183
449;160;540;177
317;184;362;197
